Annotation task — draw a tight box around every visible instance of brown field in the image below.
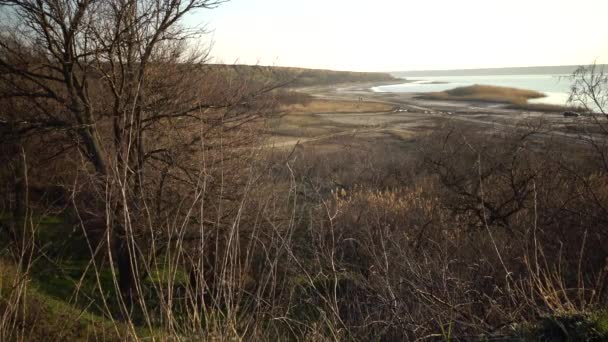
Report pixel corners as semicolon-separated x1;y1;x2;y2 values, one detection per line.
280;98;395;114
419;84;546;105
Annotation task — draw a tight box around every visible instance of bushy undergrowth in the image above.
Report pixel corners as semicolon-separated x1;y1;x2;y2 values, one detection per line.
2;121;608;340
530;312;608;341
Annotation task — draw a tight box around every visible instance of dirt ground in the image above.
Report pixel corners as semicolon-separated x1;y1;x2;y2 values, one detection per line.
264;81;590;153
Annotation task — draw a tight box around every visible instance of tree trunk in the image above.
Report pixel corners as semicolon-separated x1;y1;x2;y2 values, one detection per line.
76;123;140;309
11;150;26;257
114;225;138;310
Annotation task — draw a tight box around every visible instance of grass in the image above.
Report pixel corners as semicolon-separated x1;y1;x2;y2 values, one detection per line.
280;99;395;115
528;312;608;341
506;102;586;113
268;97;396;140
419;84;546;105
266;112;348;138
2;83;607;340
0;260;129;341
4;132;608;340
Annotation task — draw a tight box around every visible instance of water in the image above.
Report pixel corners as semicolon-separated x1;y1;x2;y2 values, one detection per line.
372;74;573;106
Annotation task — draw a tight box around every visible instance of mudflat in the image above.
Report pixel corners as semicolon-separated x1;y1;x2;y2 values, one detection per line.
265;81;585;152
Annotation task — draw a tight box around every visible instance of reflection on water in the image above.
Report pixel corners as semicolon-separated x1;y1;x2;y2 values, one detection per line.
528;92;571;106
372;74;573;106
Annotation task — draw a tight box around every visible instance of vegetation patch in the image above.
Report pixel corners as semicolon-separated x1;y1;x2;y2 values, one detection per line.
419;84;546;105
280;99;395;115
206;64;397;87
0;261;129;341
528;313;608;341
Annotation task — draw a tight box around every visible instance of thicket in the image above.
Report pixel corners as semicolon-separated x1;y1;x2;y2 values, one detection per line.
1;0;607;339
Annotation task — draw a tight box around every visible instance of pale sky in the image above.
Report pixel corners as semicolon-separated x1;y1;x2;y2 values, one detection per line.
189;0;608;72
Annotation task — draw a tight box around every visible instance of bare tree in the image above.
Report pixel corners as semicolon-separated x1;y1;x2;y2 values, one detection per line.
421;123;554;232
567;63;608;174
0;0;279;309
570;63;607;116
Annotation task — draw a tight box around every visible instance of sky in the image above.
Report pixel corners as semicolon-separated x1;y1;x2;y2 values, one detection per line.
188;0;608;72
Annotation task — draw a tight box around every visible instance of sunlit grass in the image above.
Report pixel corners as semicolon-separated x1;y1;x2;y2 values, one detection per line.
281;99;395;114
420;84;546;105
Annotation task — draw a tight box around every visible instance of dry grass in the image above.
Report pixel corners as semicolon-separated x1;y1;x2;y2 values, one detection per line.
280;99;395;114
3;61;608;340
3;119;608;340
266;112;348;139
267;97;397;140
506;102;584;112
420;84;546;105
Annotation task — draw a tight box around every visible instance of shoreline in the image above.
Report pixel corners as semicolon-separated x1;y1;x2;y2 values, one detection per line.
371;76;573;109
329;81;571;113
264;79;590;150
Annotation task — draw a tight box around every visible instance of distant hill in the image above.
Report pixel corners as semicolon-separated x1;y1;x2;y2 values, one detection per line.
282;67;397;87
205;64;397;87
392;65;606;77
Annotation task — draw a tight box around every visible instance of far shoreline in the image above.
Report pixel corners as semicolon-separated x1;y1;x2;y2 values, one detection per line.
369;82;578;113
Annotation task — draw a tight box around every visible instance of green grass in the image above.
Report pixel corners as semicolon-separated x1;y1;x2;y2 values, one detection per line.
527;312;608;341
1;254;194;340
30;258;121;312
0;260;129;341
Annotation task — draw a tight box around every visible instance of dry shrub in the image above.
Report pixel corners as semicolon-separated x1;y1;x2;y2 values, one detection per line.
274;120;608;340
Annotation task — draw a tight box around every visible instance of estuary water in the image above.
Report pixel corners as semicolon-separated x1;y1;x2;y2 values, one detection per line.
372;74;573;106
